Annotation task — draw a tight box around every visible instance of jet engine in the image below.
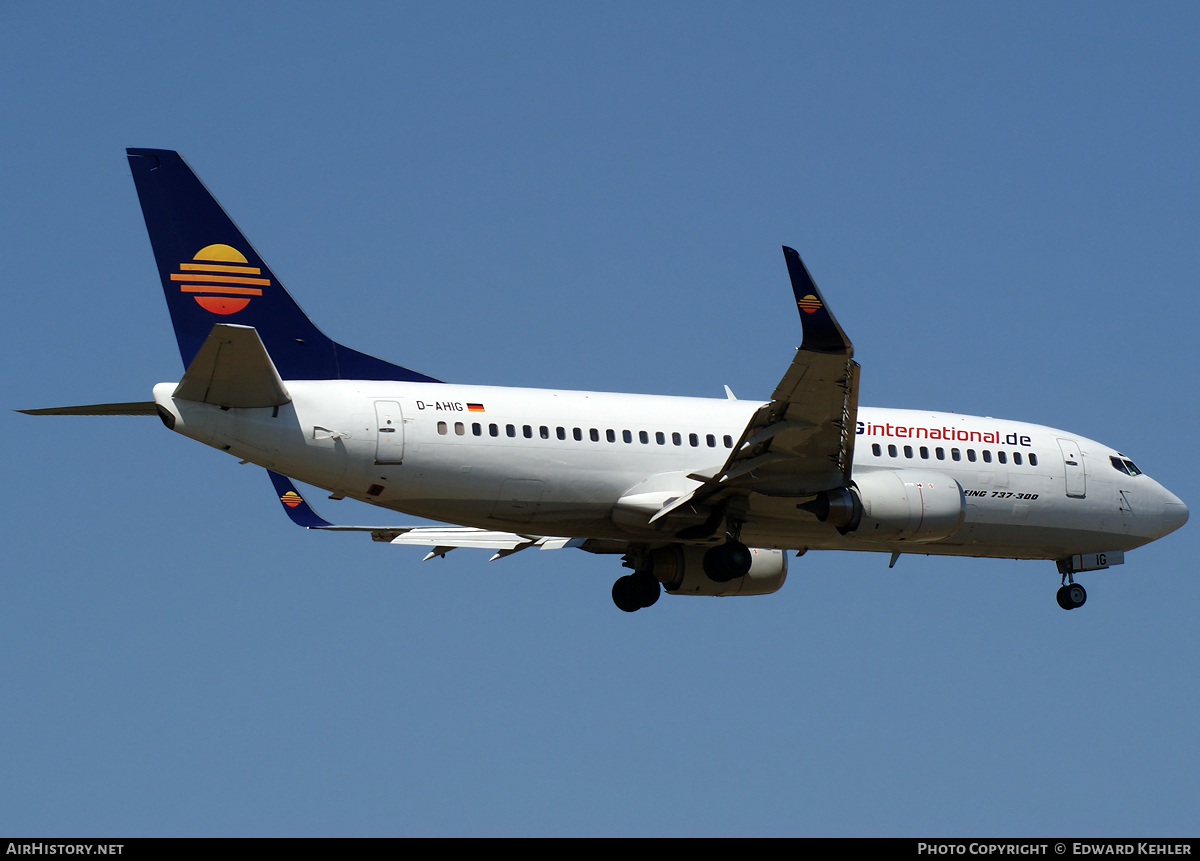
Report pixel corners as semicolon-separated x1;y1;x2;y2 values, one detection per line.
805;469;966;543
645;544;788;597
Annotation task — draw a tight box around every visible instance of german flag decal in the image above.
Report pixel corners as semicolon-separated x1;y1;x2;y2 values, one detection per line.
280;490;303;508
467;403;485;412
797;294;822;314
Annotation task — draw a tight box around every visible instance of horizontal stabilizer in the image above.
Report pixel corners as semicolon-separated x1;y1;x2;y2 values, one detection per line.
18;402;157;416
174;324;291;408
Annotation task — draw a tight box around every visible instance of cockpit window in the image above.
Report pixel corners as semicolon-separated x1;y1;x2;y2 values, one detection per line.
1123;459;1142;476
1110;456;1131;475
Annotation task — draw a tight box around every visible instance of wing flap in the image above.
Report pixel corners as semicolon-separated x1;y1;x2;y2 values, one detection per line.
266;470;577;557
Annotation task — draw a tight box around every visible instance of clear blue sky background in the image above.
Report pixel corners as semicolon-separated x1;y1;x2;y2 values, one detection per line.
1;1;1196;837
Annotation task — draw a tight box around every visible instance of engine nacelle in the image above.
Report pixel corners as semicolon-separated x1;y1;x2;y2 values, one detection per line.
647;544;788;597
851;469;965;542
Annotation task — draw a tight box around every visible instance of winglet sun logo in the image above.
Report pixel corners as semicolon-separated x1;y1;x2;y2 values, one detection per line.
797;294;822;314
280;490;304;508
170;244;270;315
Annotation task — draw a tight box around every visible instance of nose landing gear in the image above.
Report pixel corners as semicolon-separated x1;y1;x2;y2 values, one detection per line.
1056;581;1087;610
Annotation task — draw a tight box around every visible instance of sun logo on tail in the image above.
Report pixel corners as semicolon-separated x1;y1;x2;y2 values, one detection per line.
170;244;270;315
797;294;822;314
280;490;303;508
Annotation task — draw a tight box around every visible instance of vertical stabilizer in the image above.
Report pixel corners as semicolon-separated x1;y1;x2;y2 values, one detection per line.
126;148;440;383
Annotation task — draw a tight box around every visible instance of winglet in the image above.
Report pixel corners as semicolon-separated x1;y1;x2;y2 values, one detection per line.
782;247;852;355
267;470;334;528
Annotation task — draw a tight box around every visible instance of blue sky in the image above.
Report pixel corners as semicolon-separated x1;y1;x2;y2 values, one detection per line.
1;2;1197;836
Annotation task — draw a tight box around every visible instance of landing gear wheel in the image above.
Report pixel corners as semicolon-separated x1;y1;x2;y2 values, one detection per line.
631;571;661;608
612;576;643;613
703;541;753;583
1066;583;1087;609
1056;583;1087;610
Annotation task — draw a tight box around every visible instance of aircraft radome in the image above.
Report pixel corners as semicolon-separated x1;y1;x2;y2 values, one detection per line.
20;149;1188;612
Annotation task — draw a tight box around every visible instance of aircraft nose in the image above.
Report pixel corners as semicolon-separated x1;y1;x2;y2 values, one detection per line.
1161;491;1189;538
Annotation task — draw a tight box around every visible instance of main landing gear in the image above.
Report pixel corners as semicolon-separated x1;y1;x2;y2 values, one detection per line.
702;519;753;584
702;540;753;583
612;571;661;613
1056;581;1087;610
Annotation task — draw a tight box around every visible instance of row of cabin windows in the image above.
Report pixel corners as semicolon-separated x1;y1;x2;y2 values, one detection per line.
436;421;735;449
870;442;1039;467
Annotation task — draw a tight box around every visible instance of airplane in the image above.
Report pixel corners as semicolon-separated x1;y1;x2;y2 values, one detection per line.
20;148;1188;613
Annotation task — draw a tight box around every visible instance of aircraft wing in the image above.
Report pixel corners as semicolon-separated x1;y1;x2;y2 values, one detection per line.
266;470;580;560
654;247;859;535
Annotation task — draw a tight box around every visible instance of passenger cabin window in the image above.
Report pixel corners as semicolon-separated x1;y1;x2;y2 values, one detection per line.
639;431;649;444
982;450;992;463
951;448;961;461
506;424;516;438
573;427;582;441
489;423;499;437
723;435;733;448
706;434;716;447
472;422;482;436
872;443;882;456
967;449;977;462
997;451;1007;464
689;433;699;447
523;425;532;439
672;432;682;446
455;422;465;436
540;425;549;439
556;427;566;440
590;428;599;442
888;444;897;457
936;447;945;460
622;430;632;444
656;431;665;445
919;446;929;459
1029;453;1038;466
607;429;616;443
1013;452;1022;465
437;421;447;434
904;445;913;458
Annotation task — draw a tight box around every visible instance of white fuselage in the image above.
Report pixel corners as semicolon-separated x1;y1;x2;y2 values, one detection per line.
153;380;1186;561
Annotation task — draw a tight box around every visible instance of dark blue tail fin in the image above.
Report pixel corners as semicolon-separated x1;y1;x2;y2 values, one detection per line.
126;148;440;383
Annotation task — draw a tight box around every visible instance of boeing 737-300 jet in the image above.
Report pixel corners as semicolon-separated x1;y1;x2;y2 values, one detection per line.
20;149;1189;612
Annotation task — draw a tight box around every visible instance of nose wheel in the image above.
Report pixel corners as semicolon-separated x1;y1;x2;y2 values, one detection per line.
1056;582;1087;610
